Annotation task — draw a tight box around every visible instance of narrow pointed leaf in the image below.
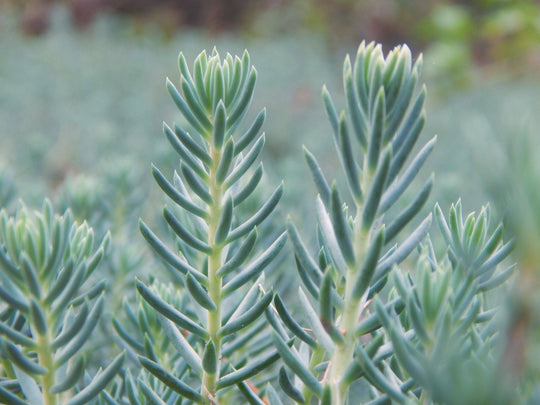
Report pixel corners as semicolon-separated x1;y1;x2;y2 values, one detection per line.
226;184;282;243
64;352;125;405
362;146;392;229
180;76;212;131
213;101;227;150
219;350;281;389
225;273;265;324
353;226;385;300
139;356;204;403
180;163;213;204
173;124;212;166
202;341;218;374
330;186;355;265
384;176;433;243
223;232;286;295
368;88;385;171
298;288;335;354
6;342;47;374
20;255;40;299
136;280;209;339
380;135;436;213
278;367;305;403
392;86;426;154
53;302;89;350
233;164;263;205
0;321;36;347
472;224;504;268
388;112;425;184
355;297;404;336
166;78;208;136
338;114;363;202
139;219;207;284
139;380;167;405
0;385;29;405
238;381;266;405
357;346;408;403
344;58;367;148
0;283;28;312
375;214;432;280
316;197;347;275
186;273;216;311
274;294;317;348
304;146;331;206
216;139;235;185
224;135;265;189
228;68;257;131
478;264;516;292
236;109;265;154
322;85;339;137
152;165;207;218
112;317;144;352
158;315;203;375
50;356;85;393
219;291;273;336
55;296;104;367
30;300;47;335
287;221;322;285
272;332;323;396
163;207;212;254
217;228;257;278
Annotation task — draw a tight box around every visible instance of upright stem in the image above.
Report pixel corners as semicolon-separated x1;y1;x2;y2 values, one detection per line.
329;165;372;404
37;329;57;405
202;145;224;402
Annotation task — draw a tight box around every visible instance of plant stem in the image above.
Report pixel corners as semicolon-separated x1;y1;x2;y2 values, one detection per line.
202;145;224;403
329;202;370;403
37;329;57;405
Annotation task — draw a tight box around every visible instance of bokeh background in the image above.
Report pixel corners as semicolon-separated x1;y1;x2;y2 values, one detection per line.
1;0;540;235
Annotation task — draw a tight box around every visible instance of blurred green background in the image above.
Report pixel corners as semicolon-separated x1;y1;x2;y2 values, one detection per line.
1;0;540;226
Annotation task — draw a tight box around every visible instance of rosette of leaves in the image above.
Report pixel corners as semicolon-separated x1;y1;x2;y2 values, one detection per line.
137;49;287;404
271;42;436;404
0;200;124;404
373;202;515;404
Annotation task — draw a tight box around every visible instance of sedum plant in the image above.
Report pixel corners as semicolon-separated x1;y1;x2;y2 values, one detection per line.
135;49;286;404
0;200;124;404
373;201;515;404
0;41;523;405
270;41;436;404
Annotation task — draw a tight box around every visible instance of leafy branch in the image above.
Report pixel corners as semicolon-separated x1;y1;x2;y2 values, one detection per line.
136;49;286;404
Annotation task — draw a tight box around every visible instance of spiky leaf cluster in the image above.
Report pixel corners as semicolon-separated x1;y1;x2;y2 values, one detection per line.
137;49;286;404
272;42;436;404
113;280;179;359
0;200;124;404
374;202;515;404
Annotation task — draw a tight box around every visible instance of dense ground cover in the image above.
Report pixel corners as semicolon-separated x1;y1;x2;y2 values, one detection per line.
1;6;540;404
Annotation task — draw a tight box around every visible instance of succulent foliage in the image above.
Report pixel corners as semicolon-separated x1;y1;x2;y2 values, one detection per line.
136;49;286;404
0;200;124;404
0;41;521;405
272;42;438;404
